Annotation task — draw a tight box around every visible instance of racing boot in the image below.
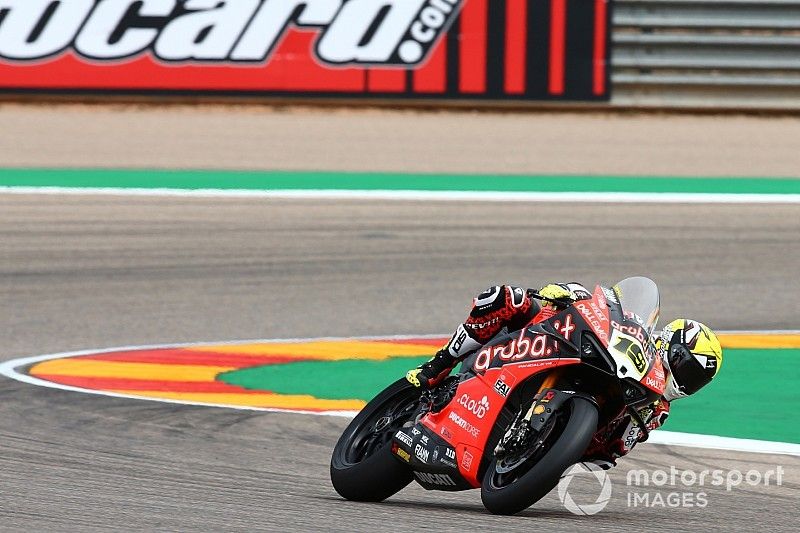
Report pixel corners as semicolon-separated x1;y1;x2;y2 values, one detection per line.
406;325;481;389
406;349;457;389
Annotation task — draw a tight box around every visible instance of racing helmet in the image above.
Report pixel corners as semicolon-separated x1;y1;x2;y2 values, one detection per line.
656;319;723;401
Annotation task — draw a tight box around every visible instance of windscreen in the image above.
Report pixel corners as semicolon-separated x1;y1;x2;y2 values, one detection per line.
613;277;660;336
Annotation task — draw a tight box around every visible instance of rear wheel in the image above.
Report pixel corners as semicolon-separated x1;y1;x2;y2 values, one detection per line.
481;396;598;515
330;379;420;502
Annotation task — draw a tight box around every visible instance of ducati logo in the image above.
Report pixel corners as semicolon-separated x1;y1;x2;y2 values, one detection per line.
0;0;463;65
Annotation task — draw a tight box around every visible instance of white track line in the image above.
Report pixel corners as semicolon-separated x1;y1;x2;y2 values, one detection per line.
647;431;800;456
1;332;798;455
2;186;800;204
0;334;443;419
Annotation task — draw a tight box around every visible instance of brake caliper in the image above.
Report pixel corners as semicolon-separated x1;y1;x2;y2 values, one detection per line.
495;389;580;459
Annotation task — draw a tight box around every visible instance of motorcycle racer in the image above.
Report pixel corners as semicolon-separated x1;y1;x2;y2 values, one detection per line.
405;283;723;466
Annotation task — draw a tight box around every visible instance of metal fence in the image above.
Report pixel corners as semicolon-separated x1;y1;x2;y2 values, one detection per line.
612;0;800;109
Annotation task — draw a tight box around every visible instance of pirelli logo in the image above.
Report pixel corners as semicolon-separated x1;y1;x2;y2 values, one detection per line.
0;0;611;101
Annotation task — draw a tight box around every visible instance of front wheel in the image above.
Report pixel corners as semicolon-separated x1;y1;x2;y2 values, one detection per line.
481;396;599;515
330;378;419;502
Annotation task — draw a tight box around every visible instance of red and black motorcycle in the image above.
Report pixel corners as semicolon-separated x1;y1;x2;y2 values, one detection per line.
331;277;666;515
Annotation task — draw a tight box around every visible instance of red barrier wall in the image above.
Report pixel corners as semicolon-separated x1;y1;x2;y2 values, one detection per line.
0;0;611;101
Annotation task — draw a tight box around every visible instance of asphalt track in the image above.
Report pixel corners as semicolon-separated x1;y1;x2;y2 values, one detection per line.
1;193;798;532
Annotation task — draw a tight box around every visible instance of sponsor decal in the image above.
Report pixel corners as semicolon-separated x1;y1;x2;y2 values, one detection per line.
514;358;570;371
449;326;469;354
493;378;511;398
624;310;646;327
391;442;411;462
594;285;608;308
457;393;490;419
576;303;609;343
0;1;611;101
602;287;619;305
473;329;555;372
411;427;421;436
448;411;479;438
612;320;646;344
552;314;576;341
465;317;502;335
0;0;462;67
624;424;642;450
434;447;457;468
414;443;430;463
645;376;664;390
415;472;456;487
647;360;666;390
395;430;413;448
590;301;609;322
461;450;474;471
440;426;452;440
421;435;429;445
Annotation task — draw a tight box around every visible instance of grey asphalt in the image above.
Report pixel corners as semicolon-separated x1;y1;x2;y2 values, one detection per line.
0;195;797;531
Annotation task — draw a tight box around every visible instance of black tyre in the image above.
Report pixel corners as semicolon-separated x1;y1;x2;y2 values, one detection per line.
481;396;599;515
330;378;419;502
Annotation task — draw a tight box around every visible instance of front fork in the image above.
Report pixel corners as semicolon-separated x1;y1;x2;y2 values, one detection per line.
494;369;564;457
494;368;598;459
524;368;564;421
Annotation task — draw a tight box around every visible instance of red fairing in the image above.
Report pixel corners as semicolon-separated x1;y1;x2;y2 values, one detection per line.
642;354;667;395
421;357;581;487
573;286;611;346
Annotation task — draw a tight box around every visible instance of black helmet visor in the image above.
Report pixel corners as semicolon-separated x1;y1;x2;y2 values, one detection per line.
668;344;713;396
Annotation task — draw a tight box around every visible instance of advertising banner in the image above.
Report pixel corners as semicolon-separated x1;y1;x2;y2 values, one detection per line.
0;0;611;101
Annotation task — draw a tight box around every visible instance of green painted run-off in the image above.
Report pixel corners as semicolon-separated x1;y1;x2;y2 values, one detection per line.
220;349;800;444
2;168;800;194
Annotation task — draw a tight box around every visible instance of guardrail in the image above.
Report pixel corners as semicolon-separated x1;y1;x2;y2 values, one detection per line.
611;0;800;109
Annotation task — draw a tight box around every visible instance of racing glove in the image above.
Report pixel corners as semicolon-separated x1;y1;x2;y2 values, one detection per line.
537;284;578;308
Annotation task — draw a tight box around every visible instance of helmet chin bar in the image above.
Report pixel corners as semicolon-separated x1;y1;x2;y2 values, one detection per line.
659;351;682;402
663;375;687;402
